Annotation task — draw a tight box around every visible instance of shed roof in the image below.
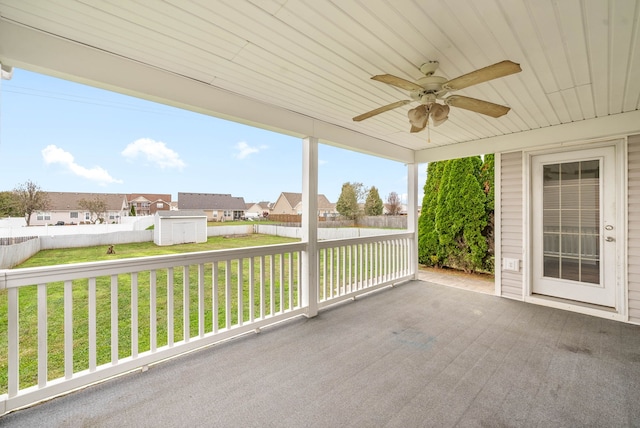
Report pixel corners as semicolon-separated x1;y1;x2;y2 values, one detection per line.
156;210;206;218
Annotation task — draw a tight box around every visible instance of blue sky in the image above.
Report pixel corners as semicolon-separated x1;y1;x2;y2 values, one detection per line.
0;69;425;205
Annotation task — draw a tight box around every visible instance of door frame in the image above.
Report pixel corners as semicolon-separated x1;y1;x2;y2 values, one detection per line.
522;139;627;320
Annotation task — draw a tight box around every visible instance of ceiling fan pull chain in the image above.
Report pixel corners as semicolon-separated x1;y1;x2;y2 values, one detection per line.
427;120;431;143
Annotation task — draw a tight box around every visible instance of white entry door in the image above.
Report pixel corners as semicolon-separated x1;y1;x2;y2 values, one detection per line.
531;147;617;307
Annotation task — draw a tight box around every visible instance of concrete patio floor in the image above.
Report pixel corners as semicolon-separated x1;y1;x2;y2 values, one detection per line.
2;279;639;427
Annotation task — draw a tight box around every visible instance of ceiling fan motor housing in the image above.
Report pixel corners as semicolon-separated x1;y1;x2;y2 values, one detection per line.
410;75;448;103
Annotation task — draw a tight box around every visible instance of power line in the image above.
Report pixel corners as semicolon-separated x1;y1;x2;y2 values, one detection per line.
2;85;193;118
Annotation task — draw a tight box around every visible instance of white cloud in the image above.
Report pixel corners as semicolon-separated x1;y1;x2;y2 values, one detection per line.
319;159;328;166
121;138;186;170
42;145;123;185
233;141;267;159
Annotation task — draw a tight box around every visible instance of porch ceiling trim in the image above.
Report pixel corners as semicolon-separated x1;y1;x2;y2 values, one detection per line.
416;109;640;163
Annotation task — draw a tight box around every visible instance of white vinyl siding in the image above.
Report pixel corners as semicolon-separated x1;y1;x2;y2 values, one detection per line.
628;135;640;323
500;151;524;299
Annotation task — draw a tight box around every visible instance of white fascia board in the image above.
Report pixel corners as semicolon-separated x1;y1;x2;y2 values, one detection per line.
0;19;414;164
415;110;640;162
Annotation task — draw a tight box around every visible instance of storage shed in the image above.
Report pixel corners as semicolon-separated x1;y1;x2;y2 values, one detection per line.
154;210;207;246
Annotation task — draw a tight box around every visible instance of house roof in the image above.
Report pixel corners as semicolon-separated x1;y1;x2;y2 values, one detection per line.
279;192;333;210
45;192;127;211
1;2;639;163
178;193;247;210
255;201;272;210
128;193;172;203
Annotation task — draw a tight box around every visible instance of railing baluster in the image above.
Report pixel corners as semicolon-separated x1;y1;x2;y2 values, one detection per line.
259;256;265;319
390;240;395;280
336;246;341;296
150;270;157;353
279;254;284;313
64;280;73;379
329;248;334;299
298;250;302;307
8;287;19;397
374;242;378;284
354;244;362;290
269;255;275;316
237;258;243;326
183;266;190;342
364;243;369;288
37;283;47;387
348;245;352;294
212;262;219;333
321;249;327;301
198;264;205;337
111;275;118;363
131;272;138;358
249;257;255;322
225;260;232;329
288;252;293;310
167;267;174;347
89;277;97;371
343;245;347;295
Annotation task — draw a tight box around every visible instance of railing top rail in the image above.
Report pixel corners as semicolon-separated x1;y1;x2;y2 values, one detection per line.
0;241;307;289
316;231;414;249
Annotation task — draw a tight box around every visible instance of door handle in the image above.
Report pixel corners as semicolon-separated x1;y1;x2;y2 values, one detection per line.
605;236;615;242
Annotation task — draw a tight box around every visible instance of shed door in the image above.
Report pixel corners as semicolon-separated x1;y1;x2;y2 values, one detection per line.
531;147;616;307
172;222;197;244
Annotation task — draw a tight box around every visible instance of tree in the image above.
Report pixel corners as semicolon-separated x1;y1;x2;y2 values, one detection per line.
129;204;136;216
336;182;359;219
418;161;445;266
348;182;368;203
0;191;21;217
435;156;487;273
13;180;50;226
364;186;383;216
385;192;403;215
78;196;108;224
479;154;495;271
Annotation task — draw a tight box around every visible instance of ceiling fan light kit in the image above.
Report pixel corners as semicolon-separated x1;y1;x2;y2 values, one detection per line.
353;60;522;133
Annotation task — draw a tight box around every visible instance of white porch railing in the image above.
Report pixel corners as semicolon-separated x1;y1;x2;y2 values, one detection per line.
0;233;414;414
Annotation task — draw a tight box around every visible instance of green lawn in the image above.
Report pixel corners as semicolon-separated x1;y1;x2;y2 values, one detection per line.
0;234;299;395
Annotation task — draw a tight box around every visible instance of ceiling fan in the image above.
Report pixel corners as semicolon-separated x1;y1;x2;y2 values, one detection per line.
352;60;522;133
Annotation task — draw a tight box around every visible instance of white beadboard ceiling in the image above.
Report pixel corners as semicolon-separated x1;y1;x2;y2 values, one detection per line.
1;0;639;163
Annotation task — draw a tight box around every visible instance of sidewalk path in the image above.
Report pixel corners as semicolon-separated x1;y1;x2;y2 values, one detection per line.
417;267;495;295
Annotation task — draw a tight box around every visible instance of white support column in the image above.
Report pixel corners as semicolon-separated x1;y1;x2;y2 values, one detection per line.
407;162;419;279
302;136;319;317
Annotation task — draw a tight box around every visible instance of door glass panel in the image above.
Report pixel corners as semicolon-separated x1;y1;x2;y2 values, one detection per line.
542;160;600;283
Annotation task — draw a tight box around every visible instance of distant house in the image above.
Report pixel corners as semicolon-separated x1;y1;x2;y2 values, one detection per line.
178;192;247;221
34;192;128;225
127;193;172;216
245;201;273;218
383;203;408;215
271;192;336;217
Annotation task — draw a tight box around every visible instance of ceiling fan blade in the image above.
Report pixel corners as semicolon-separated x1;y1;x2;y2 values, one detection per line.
443;60;521;91
445;95;511;118
352;100;412;122
371;74;424;91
